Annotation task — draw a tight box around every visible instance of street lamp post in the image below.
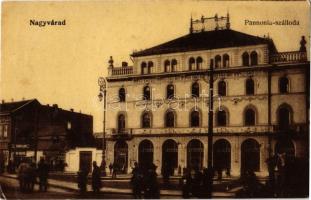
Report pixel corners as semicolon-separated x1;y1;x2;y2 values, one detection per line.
98;77;107;176
207;59;214;198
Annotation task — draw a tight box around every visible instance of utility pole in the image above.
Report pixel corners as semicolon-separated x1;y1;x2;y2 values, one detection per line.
207;59;214;198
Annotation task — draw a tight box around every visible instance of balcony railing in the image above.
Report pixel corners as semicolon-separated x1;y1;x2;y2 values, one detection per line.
270;51;307;64
110;66;133;76
110;128;133;140
272;124;307;133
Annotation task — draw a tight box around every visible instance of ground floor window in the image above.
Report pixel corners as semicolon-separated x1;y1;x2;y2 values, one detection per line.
241;139;260;173
187;139;204;170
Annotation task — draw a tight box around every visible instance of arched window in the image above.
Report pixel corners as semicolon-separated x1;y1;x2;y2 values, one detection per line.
218;81;226;96
279;77;289;93
278;105;292;131
142;112;151;128
215;55;221;68
147;61;153;74
119;88;126;102
190;110;200;127
171;59;177;72
250;51;258;66
242;52;249;66
141;62;147;74
244;108;256;126
118;114;126;131
166;84;175;99
246;78;255;95
196;57;203;70
189;57;195;70
223;54;229;68
217;110;227;126
165;111;175;128
143;86;151;100
191;82;200;98
164;60;170;72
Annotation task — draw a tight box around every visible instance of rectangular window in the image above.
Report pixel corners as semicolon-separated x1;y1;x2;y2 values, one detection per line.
3;125;8;138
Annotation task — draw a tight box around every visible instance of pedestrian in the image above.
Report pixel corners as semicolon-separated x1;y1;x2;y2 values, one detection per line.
130;162;143;199
192;167;202;197
37;158;49;192
27;162;36;192
109;163;113;175
144;163;159;199
201;167;213;198
181;168;192;198
92;161;101;193
112;162;118;179
77;167;88;194
17;160;29;192
217;166;223;181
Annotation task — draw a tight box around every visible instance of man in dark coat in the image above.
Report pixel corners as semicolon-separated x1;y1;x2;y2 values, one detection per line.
131;162;143;199
92;161;101;193
37;158;49;192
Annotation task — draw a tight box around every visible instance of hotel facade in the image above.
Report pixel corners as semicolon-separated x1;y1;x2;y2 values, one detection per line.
101;14;309;177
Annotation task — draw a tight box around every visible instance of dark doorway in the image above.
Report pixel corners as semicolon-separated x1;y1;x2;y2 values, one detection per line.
79;151;92;173
138;140;154;170
187;139;204;170
162;139;178;176
241;139;260;174
213;139;231;172
275;139;295;157
114;141;128;173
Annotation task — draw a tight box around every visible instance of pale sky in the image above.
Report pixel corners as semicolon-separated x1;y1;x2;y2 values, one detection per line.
1;1;309;132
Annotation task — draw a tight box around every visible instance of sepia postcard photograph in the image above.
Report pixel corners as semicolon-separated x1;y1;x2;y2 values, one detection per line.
0;0;310;199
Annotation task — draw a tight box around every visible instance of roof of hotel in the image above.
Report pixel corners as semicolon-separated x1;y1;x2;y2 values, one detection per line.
131;29;277;57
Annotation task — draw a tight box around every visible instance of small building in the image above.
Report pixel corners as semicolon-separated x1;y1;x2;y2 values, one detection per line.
0;99;95;172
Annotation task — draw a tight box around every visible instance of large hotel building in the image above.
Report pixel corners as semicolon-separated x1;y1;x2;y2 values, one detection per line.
102;14;309;177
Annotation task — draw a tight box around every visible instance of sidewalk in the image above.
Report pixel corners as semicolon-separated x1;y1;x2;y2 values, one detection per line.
1;173;238;198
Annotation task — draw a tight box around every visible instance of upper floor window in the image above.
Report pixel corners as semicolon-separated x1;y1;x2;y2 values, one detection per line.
164;60;170;72
0;125;3;138
218;81;227;96
215;55;221;68
119;88;126;102
246;78;255;95
216;110;227;126
191;82;200;98
189;57;195;70
166;84;175;99
165;110;175;128
278;105;292;131
250;51;258;66
171;59;177;72
147;61;153;74
223;54;229;68
245;108;256;126
143;86;151;100
141;62;147;75
242;52;249;66
142;112;151;128
196;57;203;70
67;121;72;130
279;77;289;93
190;110;200;127
118;114;126;131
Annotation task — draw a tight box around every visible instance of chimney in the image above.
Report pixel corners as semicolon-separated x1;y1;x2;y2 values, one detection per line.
11;98;14;102
1;100;4;104
47;104;49;107
70;108;74;112
52;104;58;108
122;62;128;67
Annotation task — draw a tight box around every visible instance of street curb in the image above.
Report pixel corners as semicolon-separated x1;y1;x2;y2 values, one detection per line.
0;174;183;197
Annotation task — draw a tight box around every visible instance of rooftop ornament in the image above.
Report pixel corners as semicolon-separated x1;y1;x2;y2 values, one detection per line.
190;12;230;34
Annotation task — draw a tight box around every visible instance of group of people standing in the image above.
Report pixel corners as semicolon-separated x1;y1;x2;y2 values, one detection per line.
130;162;160;199
77;161;102;194
17;158;49;193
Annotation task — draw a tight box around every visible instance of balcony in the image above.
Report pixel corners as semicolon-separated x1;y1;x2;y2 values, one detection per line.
270;51;307;64
272;124;307;133
110;128;133;140
110;66;133;76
